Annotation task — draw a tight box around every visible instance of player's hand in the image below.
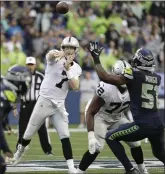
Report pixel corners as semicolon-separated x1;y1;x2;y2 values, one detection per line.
13;108;18;118
53;50;64;59
88;131;101;154
87;42;103;60
46;50;64;60
64;55;74;71
88;138;101;154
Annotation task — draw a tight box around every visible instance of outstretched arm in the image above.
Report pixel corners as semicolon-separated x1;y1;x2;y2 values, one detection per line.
46;49;64;62
94;64;127;85
88;42;132;85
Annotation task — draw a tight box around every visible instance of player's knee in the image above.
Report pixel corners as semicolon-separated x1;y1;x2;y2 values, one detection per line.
129;141;141;148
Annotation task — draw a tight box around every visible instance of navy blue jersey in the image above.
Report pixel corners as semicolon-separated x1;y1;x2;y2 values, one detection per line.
127;69;161;126
0;79;17;121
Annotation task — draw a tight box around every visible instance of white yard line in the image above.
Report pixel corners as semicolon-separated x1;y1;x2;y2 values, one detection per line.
5;128;87;133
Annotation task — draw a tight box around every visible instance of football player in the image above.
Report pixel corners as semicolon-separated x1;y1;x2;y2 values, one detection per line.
0;65;31;174
13;36;82;173
88;42;165;174
77;60;148;174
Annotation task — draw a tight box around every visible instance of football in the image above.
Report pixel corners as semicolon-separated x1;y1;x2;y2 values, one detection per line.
56;2;69;14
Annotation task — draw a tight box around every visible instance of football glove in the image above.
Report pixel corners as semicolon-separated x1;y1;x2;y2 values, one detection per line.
122;67;133;80
88;131;101;154
87;42;103;64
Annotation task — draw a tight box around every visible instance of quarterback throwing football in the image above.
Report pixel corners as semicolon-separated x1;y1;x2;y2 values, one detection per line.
13;36;82;173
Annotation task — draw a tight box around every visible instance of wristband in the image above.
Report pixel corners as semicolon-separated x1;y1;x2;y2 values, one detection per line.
66;70;74;79
88;131;95;140
93;57;101;65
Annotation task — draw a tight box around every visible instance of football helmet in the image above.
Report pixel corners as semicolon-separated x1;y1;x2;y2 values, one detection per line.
132;48;154;71
61;36;79;57
112;60;131;88
5;65;32;95
112;60;131;75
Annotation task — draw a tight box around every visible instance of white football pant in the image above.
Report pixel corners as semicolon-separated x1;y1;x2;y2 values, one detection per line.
23;96;70;140
94;115;141;152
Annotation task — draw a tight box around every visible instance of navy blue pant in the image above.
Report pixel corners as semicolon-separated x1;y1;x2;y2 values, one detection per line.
0;155;6;174
106;121;165;164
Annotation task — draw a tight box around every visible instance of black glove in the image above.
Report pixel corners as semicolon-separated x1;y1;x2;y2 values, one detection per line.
87;42;103;64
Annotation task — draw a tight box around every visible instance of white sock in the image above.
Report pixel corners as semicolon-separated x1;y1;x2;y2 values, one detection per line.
77;168;84;173
138;163;145;171
67;159;74;169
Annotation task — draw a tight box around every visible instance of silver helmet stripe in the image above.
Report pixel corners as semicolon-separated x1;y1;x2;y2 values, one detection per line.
68;37;71;42
122;60;126;68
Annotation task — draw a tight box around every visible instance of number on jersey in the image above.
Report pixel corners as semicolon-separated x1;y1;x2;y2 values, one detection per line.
55;70;68;89
141;83;158;109
96;84;105;96
105;101;130;114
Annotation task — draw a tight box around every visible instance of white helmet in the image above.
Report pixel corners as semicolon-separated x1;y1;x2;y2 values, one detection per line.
112;60;131;88
61;36;79;53
112;60;131;75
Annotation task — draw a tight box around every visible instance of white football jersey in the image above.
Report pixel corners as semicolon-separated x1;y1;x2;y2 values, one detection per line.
95;81;130;122
39;57;82;104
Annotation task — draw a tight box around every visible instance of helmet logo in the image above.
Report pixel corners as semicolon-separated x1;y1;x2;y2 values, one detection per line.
137;52;153;65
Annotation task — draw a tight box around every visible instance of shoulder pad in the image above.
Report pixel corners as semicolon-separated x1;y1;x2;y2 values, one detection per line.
122;68;133;80
96;81;110;98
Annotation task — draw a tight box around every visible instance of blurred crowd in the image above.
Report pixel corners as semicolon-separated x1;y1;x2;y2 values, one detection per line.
1;1;164;76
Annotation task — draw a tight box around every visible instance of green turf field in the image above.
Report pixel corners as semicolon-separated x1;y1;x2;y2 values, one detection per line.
5;127;164;174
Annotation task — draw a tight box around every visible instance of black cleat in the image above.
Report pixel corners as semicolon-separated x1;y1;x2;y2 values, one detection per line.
124;168;140;174
45;152;54;156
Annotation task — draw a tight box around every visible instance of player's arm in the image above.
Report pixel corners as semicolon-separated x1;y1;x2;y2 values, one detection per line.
94;64;131;85
86;95;105;132
65;59;81;90
67;76;80;90
88;42;133;85
86;95;104;154
46;49;64;62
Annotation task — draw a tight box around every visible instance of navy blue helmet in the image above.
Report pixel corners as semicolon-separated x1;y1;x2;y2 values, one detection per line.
5;65;32;95
132;48;155;71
